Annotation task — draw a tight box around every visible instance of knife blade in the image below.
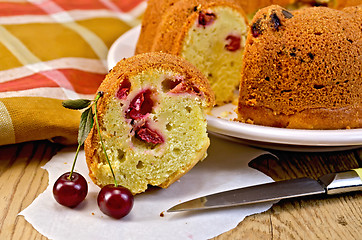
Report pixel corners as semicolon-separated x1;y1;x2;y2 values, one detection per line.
167;168;362;212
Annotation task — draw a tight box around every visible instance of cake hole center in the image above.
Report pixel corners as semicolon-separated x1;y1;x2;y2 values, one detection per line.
136;161;144;169
117;149;126;163
162;78;183;92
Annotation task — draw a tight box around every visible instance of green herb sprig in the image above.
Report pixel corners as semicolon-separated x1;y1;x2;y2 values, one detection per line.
63;91;117;186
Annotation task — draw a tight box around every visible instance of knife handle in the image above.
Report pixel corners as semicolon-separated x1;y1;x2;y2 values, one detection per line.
318;168;362;195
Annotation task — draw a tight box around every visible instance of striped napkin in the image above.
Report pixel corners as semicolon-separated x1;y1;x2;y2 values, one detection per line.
0;0;146;146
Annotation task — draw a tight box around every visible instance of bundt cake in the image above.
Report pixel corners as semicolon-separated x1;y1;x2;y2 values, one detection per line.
136;0;249;105
237;5;362;129
84;52;215;194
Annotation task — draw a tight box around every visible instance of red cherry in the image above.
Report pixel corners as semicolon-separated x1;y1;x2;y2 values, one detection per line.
134;121;164;144
97;184;134;219
53;172;88;208
225;35;241;52
116;78;131;100
198;11;216;27
126;89;154;120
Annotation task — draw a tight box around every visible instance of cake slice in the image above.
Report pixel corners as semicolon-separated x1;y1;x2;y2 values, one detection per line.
136;0;249;105
84;52;215;194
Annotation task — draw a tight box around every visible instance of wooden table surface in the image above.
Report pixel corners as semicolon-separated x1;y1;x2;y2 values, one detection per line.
0;140;361;240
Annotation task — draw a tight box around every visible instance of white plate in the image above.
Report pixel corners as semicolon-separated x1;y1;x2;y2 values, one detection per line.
107;26;362;152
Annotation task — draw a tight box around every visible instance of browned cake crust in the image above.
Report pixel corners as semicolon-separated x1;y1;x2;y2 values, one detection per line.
231;0;361;14
237;5;362;129
135;0;179;54
84;52;214;190
234;0;294;15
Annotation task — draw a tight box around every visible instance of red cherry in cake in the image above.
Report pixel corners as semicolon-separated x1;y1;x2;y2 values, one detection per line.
116;78;131;100
127;89;154;120
198;11;216;27
53;172;88;208
225;35;241;52
125;88;165;145
97;184;134;219
135;122;164;144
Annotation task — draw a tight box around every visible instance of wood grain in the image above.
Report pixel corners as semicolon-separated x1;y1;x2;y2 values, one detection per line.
0;141;59;240
215;149;362;240
0;141;361;240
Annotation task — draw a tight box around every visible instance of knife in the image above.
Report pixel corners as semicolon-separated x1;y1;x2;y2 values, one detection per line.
167;168;362;212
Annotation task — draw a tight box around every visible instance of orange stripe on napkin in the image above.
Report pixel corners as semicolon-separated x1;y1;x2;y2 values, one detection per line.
0;0;144;17
0;2;46;16
0;69;105;95
61;69;105;94
111;0;145;12
53;0;108;11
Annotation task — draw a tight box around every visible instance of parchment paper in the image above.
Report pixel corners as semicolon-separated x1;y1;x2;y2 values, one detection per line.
20;135;274;240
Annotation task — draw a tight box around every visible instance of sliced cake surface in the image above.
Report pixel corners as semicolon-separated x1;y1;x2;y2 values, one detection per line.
85;52;215;194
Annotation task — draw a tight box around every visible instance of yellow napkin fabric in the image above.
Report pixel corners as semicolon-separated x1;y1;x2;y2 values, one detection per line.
0;0;146;146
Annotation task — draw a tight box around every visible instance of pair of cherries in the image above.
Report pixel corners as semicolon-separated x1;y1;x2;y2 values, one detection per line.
53;92;133;219
53;172;134;219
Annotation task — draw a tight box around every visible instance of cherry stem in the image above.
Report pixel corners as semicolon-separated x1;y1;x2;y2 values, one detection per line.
94;91;118;187
68;143;81;180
